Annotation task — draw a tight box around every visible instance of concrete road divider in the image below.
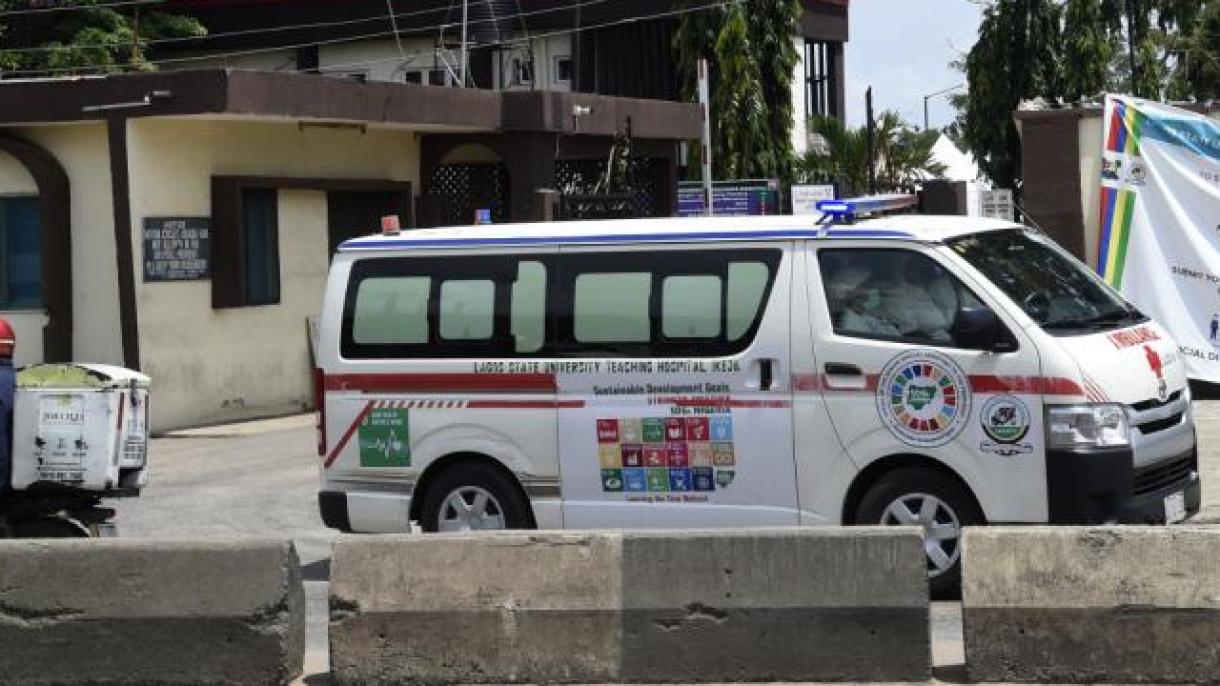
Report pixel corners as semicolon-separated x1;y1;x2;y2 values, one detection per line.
329;528;930;684
0;538;305;685
963;526;1220;684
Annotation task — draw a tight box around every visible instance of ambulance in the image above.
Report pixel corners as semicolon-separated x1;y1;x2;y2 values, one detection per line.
314;198;1199;595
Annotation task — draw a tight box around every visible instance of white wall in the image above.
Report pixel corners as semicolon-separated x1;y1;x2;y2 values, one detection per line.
790;35;808;156
1078;116;1105;269
125;117;419;430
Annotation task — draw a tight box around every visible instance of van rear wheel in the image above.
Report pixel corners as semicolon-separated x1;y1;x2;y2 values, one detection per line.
420;462;533;533
854;467;983;600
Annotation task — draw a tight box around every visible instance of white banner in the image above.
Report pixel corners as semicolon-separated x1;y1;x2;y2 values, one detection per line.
1098;95;1220;381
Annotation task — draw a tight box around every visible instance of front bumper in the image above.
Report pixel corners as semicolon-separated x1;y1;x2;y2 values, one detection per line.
1046;445;1201;524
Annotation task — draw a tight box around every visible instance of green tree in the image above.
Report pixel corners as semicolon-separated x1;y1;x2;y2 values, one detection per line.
673;0;800;180
0;1;205;75
958;0;1062;190
796;113;945;196
957;0;1214;191
1062;0;1113;101
748;0;801;181
712;5;770;180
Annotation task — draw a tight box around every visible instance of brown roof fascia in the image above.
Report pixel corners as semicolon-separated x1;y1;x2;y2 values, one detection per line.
501;91;701;140
0;69;700;139
223;70;501;130
0;70;228;123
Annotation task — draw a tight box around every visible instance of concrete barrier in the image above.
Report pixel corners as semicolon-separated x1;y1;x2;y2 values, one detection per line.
329;528;929;684
0;538;305;685
963;526;1220;683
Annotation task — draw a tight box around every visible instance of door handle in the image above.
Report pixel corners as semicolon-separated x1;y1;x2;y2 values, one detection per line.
759;359;774;391
824;362;863;377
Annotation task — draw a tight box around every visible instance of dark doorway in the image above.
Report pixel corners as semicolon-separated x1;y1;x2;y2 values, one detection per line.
327;190;411;253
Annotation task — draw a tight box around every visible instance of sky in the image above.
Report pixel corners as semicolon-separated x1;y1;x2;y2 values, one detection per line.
844;0;984;131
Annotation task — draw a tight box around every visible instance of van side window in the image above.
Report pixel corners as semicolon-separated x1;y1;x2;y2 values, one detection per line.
556;249;780;357
574;273;652;342
727;262;770;341
818;249;988;347
439;279;495;340
662;275;721;339
341;255;553;359
352;276;430;344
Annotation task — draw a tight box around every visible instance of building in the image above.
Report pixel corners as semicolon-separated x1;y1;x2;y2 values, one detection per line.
157;0;849;155
0;70;699;430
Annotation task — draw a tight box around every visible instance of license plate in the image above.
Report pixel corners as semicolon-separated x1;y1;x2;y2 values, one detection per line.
91;522;118;538
1165;491;1187;524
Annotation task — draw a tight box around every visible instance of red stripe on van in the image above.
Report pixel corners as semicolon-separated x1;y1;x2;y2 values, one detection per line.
324;401;374;469
325;373;557;394
467;400;586;409
810;372;1087;398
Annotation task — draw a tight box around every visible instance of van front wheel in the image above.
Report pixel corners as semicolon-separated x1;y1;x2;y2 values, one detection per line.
420;462;533;533
854;467;983;599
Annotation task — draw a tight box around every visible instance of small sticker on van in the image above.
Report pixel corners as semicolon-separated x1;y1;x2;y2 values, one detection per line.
597;415;736;495
358;408;411;468
979;395;1034;456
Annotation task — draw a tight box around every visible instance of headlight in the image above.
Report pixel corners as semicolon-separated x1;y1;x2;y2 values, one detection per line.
1047;404;1130;449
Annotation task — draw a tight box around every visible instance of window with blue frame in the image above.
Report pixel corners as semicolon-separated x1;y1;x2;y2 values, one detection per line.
242;188;280;306
0;196;41;310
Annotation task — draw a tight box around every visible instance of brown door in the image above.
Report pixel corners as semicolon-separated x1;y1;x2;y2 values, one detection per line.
326;191;411;254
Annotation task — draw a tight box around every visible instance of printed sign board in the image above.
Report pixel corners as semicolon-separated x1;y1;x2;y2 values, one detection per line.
978;189;1014;221
1097;95;1220;381
143;217;210;281
676;180;781;216
790;184;836;216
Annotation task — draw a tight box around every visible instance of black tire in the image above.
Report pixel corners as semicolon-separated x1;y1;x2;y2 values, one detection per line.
419;461;533;533
12;517;89;538
854;466;984;600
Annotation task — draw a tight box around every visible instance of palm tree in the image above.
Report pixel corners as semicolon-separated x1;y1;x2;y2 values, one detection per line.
796;113;947;196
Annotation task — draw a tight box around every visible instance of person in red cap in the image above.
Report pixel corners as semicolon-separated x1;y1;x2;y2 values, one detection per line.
0;318;14;494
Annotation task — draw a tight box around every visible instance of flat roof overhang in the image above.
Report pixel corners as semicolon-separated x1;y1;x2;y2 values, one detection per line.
0;69;702;139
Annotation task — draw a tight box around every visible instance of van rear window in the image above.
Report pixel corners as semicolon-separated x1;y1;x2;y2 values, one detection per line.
340;248;780;359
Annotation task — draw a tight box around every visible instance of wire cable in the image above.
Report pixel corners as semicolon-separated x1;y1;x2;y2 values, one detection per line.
0;0;164;17
0;0;726;77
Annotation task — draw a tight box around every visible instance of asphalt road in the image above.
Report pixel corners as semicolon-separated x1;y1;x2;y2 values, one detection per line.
113;401;1220;683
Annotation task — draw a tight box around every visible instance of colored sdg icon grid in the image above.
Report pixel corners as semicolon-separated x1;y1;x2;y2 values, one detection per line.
598;417;734;493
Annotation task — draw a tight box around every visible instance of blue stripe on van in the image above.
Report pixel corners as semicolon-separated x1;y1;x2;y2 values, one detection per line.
339;227;915;251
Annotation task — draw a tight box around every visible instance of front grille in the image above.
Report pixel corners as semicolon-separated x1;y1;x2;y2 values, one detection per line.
1133;453;1195;496
1137;413;1184;435
1132;391;1182;412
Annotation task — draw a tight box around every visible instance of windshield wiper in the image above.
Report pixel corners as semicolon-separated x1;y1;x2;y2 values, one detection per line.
1044;308;1142;331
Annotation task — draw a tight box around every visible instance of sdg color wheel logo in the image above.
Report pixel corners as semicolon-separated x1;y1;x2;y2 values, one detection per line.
876;350;971;447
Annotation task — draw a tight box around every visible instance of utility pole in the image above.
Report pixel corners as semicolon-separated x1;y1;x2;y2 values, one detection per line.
460;0;469;87
698;58;714;216
865;87;876;195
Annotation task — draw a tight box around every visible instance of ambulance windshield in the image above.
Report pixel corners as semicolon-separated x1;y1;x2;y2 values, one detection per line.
948;229;1147;336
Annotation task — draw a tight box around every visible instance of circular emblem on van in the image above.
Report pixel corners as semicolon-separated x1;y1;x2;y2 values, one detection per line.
980;395;1031;444
876;350;971;447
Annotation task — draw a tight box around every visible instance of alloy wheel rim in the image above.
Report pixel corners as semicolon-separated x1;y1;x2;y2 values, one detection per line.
880;492;961;578
438;486;506;532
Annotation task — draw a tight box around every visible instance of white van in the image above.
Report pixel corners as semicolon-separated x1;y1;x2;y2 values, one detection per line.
314;211;1199;595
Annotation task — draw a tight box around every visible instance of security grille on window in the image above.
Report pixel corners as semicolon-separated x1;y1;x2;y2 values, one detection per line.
805;40;837;119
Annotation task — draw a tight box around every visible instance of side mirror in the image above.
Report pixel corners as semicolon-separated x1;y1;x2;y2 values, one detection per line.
954;307;1015;352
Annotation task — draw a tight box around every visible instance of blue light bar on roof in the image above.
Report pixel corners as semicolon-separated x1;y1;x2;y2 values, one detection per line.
816;193;918;221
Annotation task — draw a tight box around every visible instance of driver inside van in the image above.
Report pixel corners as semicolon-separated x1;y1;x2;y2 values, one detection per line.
825;254;957;343
881;257;956;343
